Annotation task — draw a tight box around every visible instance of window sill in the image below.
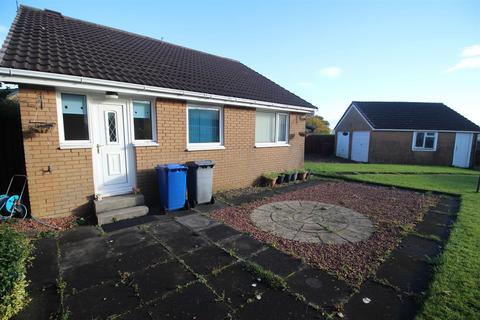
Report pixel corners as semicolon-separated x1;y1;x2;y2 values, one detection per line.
187;145;225;151
59;143;93;150
133;142;159;147
412;148;436;152
255;143;290;148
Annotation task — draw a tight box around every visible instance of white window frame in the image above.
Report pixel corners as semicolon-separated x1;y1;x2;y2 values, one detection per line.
131;99;158;146
412;131;438;151
186;104;224;151
255;111;290;148
56;91;94;149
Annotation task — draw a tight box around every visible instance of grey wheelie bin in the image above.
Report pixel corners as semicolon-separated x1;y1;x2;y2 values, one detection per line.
186;160;215;207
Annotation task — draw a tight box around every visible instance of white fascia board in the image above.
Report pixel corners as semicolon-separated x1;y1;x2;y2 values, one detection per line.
373;129;480;133
334;103;375;130
0;67;315;114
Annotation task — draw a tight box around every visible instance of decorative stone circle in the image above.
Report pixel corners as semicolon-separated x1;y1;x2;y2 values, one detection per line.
250;201;374;244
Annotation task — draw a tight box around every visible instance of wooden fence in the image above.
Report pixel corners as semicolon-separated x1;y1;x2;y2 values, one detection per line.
305;134;335;156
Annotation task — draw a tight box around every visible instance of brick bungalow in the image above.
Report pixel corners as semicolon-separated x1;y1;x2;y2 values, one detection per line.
0;6;316;219
335;101;479;167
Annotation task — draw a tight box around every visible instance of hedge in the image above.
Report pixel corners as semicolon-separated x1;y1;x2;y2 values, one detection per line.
0;225;33;320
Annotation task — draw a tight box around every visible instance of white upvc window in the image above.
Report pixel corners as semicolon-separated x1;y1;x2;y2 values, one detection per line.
57;92;93;148
132;99;157;145
255;111;289;147
187;104;224;151
412;131;438;151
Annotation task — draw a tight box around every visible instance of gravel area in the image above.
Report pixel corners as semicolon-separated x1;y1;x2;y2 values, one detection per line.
6;216;76;236
211;181;437;286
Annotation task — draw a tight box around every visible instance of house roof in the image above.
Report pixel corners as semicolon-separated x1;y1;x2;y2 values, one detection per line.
350;101;480;132
0;6;316;110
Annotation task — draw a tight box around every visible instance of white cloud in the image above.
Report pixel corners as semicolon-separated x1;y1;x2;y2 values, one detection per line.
319;66;342;78
447;44;480;72
461;45;480;57
298;81;314;88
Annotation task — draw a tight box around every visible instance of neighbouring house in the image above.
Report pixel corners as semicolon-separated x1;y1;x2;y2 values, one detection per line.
334;101;479;167
0;6;316;219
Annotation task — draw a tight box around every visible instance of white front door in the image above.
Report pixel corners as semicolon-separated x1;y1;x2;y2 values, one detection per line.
452;133;473;168
94;103;134;196
351;131;370;162
336;131;350;159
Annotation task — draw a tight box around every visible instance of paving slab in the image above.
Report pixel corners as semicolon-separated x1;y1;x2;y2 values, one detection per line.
198;224;242;242
396;234;443;260
117;307;153;320
424;211;456;226
221;234;267;258
60;236;112;270
343;280;418;320
14;285;59;320
376;251;433;294
64;283;139;320
234;289;324;320
133;260;196;302
58;226;103;244
250;247;304;277
163;232;209;255
102;215;160;233
147;282;231;320
27;238;58;289
145;220;192;241
182;245;236;275
414;219;451;241
287;267;352;308
192;201;229;214
207;263;269;309
106;227;159;255
175;213;220;231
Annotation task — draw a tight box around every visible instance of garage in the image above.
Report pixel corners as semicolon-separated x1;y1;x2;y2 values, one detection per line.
336;131;349;159
351;131;370;162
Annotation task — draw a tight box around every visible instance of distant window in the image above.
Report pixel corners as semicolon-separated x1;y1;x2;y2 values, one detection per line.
413;131;437;151
188;105;222;145
255;111;289;145
61;93;89;141
133;101;153;140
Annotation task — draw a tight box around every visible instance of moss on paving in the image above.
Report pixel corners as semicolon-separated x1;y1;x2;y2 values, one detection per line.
310;163;480;319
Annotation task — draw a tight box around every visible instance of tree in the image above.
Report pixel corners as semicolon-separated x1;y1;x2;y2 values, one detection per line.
306;115;331;134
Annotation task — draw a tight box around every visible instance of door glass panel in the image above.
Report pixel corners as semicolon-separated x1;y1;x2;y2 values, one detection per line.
107;112;118;143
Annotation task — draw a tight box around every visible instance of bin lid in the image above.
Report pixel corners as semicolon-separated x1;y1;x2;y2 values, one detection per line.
156;163;187;170
185;160;215;167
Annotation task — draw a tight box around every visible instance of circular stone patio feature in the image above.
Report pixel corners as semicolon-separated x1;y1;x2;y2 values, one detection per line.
250;201;374;244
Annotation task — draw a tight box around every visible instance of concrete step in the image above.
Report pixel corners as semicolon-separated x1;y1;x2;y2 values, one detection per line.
94;194;144;214
97;205;149;226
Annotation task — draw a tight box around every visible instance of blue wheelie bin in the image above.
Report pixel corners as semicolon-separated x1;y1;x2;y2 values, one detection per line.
155;164;187;211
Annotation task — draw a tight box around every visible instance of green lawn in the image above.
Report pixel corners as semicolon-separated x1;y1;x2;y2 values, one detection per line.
305;161;479;175
307;162;480;319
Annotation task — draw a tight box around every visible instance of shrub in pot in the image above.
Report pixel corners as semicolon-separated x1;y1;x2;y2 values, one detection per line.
285;170;296;183
305;169;311;180
297;168;307;180
261;172;278;188
291;170;298;182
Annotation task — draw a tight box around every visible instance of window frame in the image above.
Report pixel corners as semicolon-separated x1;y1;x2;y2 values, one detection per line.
412;131;438;151
131;99;157;146
186;104;224;151
56;91;94;149
255;110;290;148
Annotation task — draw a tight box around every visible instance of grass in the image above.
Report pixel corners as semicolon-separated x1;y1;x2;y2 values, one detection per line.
307;162;480;319
305;162;479;175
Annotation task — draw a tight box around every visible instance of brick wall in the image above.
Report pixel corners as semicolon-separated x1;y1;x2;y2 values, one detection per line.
18;86;94;218
18;87;305;217
136;98;306;205
369;131;455;165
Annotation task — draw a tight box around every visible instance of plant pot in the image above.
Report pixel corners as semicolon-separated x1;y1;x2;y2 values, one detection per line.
305;171;310;180
298;172;307;180
276;174;285;184
264;177;276;188
283;173;291;183
291;172;298;181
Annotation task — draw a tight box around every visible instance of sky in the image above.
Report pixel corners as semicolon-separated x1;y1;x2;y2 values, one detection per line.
0;0;479;128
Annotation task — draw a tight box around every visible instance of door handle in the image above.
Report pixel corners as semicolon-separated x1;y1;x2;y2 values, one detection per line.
96;144;103;154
